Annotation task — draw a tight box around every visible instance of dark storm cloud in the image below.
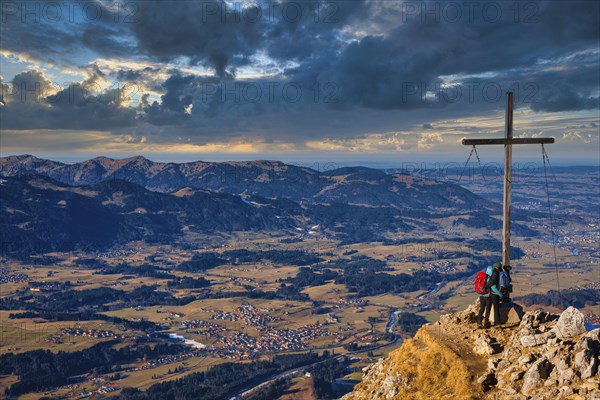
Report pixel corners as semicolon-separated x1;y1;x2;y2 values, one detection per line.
287;30;445;110
115;67;157;82
434;60;600;113
1;0;598;138
141;72;201;125
140;72;291;128
127;0;262;77
0;13;80;62
80;22;138;59
261;0;366;61
0;0;136;64
530;74;600;113
284;0;600;111
112;66;166;94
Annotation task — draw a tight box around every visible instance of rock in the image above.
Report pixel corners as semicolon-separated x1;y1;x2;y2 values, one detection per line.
518;354;534;366
521;358;552;396
489;302;524;325
576;330;600;356
586;328;600;343
501;387;518;395
574;348;598;379
520;331;555;347
545;347;560;361
557;366;576;385
556;356;571;373
544;379;558;387
440;300;479;325
520;335;539;347
474;337;495;355
510;370;525;383
519;312;537;328
497;365;519;388
381;375;402;399
488;357;500;370
559;386;573;397
538;358;553;379
364;359;384;374
478;372;497;391
581;380;600;393
345;306;600;400
590;392;600;400
552;306;586;339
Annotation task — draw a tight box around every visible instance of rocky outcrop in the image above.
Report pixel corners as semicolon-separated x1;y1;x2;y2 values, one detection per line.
344;305;600;400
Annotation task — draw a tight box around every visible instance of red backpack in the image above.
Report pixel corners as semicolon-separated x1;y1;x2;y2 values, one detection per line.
474;271;490;295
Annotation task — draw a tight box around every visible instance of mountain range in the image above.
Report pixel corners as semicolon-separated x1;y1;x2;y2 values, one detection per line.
0;155;507;256
0;155;483;210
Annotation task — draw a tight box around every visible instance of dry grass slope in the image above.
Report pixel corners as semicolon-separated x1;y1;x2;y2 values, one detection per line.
347;326;479;400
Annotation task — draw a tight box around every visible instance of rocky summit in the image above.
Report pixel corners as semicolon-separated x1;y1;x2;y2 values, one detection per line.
344;305;600;400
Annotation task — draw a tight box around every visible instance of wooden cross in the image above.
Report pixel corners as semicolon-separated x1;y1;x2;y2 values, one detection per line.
462;92;555;267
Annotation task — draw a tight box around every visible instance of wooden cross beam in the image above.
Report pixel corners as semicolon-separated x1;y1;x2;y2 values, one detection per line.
462;92;555;268
462;138;555;146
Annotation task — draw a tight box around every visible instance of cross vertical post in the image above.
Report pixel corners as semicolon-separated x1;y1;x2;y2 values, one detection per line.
462;92;555;271
502;92;513;267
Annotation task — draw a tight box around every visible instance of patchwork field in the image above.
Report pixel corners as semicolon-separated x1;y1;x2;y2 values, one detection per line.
1;217;597;399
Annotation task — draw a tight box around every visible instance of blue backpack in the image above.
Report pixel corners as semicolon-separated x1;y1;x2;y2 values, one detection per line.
499;271;511;293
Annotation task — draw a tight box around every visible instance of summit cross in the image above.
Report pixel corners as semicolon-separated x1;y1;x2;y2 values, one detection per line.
462;92;555;267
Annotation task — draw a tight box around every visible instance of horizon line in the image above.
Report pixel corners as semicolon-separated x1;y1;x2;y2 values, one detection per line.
1;152;598;169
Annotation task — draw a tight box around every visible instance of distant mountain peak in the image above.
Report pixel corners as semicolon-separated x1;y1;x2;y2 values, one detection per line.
125;155;150;162
92;156;115;162
1;154;42;163
0;154;484;210
14;154;39;160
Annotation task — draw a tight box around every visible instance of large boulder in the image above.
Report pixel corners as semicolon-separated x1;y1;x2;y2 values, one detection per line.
490;302;524;325
552;306;586;339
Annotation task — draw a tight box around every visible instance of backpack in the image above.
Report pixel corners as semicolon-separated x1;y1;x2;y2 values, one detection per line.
474;271;490;295
499;270;511;293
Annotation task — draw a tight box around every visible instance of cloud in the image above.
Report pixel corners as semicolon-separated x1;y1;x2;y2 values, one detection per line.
0;0;598;159
0;128;295;155
528;65;600;112
141;72;202;125
562;131;598;144
305;132;408;153
8;69;61;102
0;69;137;130
282;1;600;112
418;132;444;150
127;0;263;77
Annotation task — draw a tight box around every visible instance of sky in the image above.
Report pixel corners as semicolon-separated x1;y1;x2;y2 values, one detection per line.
0;0;599;166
